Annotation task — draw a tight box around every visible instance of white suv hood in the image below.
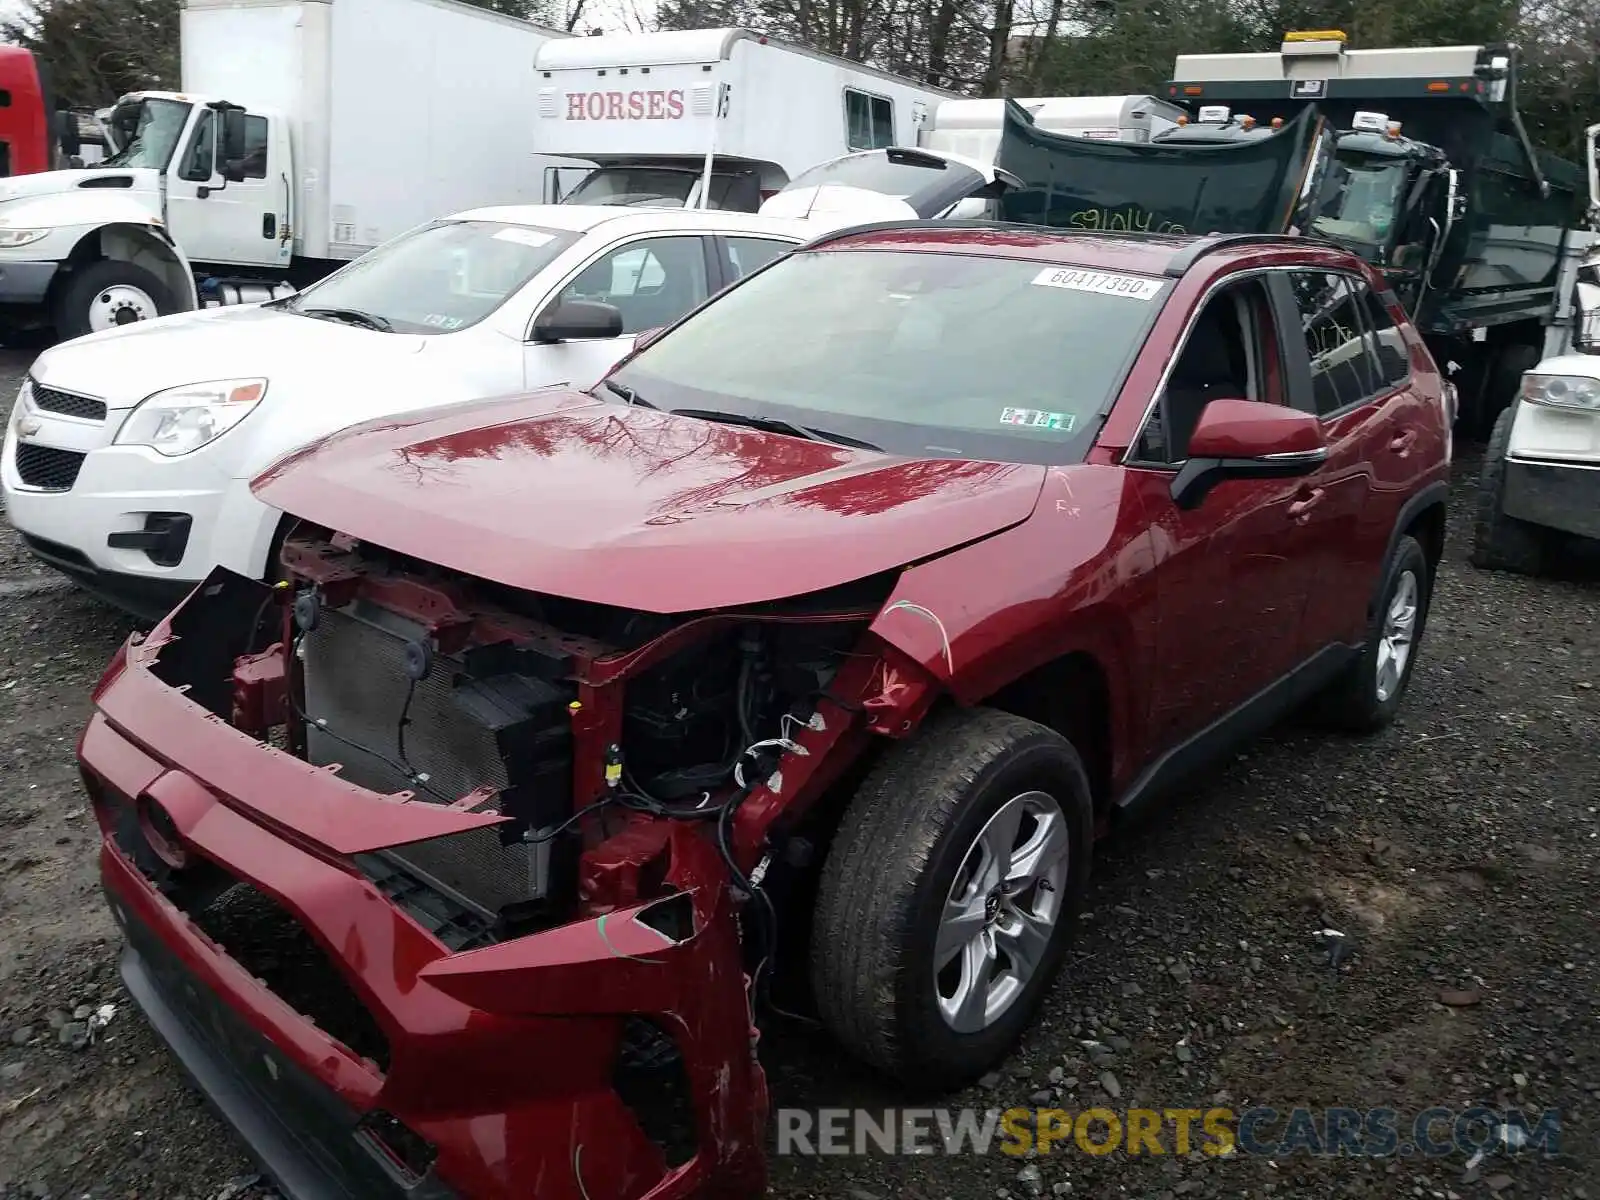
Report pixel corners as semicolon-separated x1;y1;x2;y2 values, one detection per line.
30;304;430;410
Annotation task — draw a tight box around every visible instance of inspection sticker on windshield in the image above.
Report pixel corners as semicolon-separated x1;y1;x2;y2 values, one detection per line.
1001;407;1075;431
1031;267;1162;301
494;227;556;248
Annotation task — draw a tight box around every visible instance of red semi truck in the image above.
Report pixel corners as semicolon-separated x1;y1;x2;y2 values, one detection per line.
0;44;83;176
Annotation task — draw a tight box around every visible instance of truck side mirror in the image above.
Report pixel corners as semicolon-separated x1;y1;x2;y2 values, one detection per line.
220;109;248;165
1446;168;1466;223
220;160;247;183
1575;280;1600;353
56;110;80;158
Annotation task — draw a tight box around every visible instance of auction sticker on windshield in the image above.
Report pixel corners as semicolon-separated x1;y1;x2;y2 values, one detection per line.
1000;407;1075;431
1031;267;1163;301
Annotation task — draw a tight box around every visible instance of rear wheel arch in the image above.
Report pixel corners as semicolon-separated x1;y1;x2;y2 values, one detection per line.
1402;496;1447;572
1374;482;1449;619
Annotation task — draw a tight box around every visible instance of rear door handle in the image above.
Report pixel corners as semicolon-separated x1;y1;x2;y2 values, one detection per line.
1389;429;1418;456
1288;488;1326;522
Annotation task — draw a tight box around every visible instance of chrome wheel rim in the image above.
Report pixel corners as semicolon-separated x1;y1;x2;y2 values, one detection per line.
1375;569;1419;703
935;790;1070;1033
87;284;158;332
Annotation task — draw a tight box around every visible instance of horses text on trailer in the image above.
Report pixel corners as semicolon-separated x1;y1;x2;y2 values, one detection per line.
0;0;573;341
535;28;960;211
1167;31;1590;432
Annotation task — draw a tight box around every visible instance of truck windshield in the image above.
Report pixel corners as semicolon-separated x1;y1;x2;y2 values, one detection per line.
101;99;193;170
565;167;741;208
608;248;1167;465
1313;156;1408;251
281;219;578;335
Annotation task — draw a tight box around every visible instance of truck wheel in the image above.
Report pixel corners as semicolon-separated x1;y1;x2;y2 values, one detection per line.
1317;535;1432;735
811;707;1093;1091
53;260;177;340
1471;406;1548;576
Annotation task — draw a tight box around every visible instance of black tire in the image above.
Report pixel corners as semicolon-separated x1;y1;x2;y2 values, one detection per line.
52;259;178;341
1318;535;1432;734
810;707;1093;1092
1470;406;1548;576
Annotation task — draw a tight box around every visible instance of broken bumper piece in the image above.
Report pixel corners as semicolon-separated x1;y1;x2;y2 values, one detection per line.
84;646;770;1200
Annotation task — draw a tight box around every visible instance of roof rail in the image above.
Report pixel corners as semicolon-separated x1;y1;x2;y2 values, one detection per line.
800;218;1212;252
1162;232;1306;276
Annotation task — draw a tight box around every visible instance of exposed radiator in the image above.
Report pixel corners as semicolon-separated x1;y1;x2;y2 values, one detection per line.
301;602;567;919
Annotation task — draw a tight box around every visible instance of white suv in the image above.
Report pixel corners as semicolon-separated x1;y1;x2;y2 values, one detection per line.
2;204;810;618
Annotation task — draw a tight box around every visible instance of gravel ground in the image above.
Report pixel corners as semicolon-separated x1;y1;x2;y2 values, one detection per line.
0;346;1596;1200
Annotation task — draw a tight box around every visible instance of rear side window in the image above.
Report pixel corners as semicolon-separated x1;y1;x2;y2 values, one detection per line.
1287;271;1377;417
724;236;792;281
1360;286;1411;391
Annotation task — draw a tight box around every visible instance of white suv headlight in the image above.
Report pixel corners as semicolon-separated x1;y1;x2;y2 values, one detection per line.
1521;373;1600;412
115;378;268;456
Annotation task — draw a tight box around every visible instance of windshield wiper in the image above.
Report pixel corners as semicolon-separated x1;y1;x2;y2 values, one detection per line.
671;407;881;451
298;306;394;332
601;379;655;408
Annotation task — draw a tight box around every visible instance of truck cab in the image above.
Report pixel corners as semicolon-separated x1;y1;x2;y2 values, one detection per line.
101;92;295;272
0;89;293;339
1152;104;1462;316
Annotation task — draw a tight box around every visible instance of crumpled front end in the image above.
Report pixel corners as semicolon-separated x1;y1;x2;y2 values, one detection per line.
82;524;944;1200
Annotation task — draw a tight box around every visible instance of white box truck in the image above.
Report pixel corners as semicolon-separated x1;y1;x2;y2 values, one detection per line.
0;0;572;341
534;28;960;211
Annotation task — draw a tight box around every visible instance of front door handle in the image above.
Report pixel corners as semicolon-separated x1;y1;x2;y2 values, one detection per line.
1288;487;1326;522
262;213;276;239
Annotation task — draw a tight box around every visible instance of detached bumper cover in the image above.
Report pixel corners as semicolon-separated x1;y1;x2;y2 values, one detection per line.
1503;457;1600;541
82;619;770;1200
109;885;456;1200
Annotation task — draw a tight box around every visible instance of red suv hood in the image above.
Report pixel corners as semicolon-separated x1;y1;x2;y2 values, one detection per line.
253;389;1047;612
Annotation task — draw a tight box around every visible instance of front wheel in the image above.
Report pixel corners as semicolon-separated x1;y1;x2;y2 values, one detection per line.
53;259;178;340
810;707;1093;1091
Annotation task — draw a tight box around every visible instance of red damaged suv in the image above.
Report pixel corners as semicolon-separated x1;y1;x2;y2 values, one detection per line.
79;223;1451;1200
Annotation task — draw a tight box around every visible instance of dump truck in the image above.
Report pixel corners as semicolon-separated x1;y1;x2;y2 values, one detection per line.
1153;31;1591;432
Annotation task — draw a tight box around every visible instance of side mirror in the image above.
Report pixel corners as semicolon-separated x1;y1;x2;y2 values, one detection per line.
220;160;247;183
56;110;80;158
219;108;248;162
1170;398;1329;510
531;299;624;343
1574;279;1600;353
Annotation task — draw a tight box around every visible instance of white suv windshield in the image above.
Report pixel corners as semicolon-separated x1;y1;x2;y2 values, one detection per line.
610;248;1168;463
283;220;578;334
